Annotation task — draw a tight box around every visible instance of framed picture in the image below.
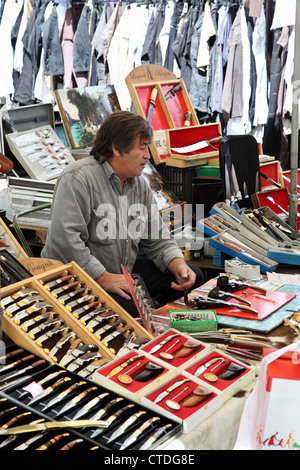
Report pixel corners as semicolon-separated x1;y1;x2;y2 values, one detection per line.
55;85;120;149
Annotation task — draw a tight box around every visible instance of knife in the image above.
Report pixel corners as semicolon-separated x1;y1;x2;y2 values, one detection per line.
1;288;39;308
41;380;87;411
72;392;110;420
138;423;173;450
89;404;136;439
171;136;222;154
106;355;145;379
0;419;108;435
164;84;181;100
27;376;72;405
148;334;180;355
154;378;191;404
195;357;226;377
119;416;161;450
146;86;158;122
57;386;98;415
107;410;147;444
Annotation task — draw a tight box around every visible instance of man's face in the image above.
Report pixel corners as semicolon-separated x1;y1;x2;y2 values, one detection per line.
119;136;151;178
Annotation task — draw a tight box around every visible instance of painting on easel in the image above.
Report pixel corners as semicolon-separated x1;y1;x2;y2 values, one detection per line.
55;85;120;149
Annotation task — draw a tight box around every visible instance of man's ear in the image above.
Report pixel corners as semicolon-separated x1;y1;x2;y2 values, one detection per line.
112;144;122;157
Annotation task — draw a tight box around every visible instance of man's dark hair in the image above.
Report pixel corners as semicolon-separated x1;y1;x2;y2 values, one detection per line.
90;110;153;162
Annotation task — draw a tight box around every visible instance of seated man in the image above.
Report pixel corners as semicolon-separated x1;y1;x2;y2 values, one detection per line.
41;111;204;316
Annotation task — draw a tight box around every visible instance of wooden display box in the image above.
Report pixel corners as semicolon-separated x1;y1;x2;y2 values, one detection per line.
0;217;28;258
142;371;223;434
166;123;222;168
126;75;199;165
1;277;113;364
1;261;153;365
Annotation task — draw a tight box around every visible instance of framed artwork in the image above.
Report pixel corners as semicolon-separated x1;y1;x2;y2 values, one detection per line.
55;85;120;149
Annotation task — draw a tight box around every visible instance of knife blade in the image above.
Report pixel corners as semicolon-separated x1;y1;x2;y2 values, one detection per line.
154;378;191;404
148;334;180;355
195;357;225;377
107;410;147;444
138;423;173;450
0;419;108;435
72;392;110;420
171;136;222;154
119;416;161;450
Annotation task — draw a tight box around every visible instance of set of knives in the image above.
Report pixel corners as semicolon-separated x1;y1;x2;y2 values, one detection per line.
1;285;110;379
40;269;150;354
0;344;179;450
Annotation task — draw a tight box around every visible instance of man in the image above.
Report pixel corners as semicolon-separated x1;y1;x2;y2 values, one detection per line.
42;111;203;316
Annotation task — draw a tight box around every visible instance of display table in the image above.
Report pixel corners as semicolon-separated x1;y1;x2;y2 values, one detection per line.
154;278;300;450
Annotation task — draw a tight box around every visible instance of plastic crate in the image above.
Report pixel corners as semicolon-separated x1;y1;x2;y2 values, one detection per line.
169;309;218;333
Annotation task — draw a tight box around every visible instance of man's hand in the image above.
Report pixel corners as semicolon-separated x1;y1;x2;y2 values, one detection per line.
167;258;196;292
96;271;131;300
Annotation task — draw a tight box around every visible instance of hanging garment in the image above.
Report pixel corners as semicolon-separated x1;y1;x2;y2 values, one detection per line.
0;0;24;98
13;0;33;76
13;0;50;105
34;1;57;103
172;5;200;91
189;1;217;119
262;28;283;160
92;2;114;84
251;6;268;129
159;0;174;66
73;3;98;87
164;0;184;73
141;1;166;65
212;5;231;114
60;3;84;89
100;1;126;84
222;6;251;134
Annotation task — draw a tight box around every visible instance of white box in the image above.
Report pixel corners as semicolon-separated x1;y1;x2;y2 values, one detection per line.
141;372;223;434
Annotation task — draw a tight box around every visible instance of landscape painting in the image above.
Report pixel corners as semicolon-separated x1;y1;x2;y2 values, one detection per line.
55;85;120;149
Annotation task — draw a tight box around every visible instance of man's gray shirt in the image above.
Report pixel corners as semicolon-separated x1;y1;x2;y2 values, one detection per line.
41;157;183;280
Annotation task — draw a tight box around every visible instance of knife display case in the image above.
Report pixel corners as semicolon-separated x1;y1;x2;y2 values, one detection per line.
126;65;199;165
140;329;212;371
165;123;222;168
197;202;280;273
0;343;181;450
251;187;300;233
185;350;255;402
93;350;176;403
5;125;75;182
0;261;153;375
142;372;223;434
